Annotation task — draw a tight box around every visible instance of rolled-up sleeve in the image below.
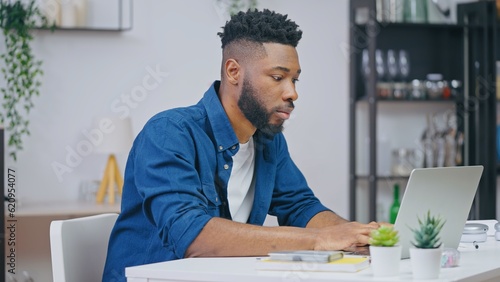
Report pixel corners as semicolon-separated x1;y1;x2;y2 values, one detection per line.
133;116;216;258
268;134;331;227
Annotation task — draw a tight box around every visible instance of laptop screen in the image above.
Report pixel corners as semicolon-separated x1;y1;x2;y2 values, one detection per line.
393;166;483;259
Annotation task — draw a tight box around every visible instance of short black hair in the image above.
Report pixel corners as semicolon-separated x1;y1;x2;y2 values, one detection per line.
218;9;302;49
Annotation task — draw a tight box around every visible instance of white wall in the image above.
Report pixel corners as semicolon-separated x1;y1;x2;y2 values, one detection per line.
2;1;352;218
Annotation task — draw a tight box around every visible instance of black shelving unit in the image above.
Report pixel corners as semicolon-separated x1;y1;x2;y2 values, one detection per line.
349;0;497;221
457;1;497;220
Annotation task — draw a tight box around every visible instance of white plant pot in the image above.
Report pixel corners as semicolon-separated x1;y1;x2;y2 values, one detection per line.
369;245;402;277
410;247;443;279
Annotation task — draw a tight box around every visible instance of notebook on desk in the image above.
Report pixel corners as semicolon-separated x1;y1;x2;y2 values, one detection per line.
394;165;483;259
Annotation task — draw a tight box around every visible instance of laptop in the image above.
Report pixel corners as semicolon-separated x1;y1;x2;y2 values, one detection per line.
394;165;483;259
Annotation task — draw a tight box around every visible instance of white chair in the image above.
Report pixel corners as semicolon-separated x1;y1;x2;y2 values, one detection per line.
50;213;119;282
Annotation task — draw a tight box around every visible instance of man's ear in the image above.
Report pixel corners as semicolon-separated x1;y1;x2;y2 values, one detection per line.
224;59;240;85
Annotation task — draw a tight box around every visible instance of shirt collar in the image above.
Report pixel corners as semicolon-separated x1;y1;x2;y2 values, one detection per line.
201;81;239;152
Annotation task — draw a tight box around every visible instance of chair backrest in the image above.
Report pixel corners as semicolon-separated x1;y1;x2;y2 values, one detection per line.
50;213;119;282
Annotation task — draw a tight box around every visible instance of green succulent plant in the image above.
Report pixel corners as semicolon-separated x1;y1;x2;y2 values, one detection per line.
369;225;399;247
409;210;445;249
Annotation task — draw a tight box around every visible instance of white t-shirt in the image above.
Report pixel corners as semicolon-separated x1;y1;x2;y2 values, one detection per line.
227;138;256;223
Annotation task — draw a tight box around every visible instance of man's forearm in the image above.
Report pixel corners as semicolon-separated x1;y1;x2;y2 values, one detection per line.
185;217;318;258
306;210;349;228
185;213;379;258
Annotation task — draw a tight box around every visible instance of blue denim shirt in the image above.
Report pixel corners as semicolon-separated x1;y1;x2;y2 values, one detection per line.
103;81;330;281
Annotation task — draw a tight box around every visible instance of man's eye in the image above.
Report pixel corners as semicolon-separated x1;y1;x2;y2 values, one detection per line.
292;78;299;84
272;76;282;81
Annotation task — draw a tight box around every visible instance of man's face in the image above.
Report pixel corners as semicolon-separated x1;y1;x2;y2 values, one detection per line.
238;78;287;137
237;43;301;138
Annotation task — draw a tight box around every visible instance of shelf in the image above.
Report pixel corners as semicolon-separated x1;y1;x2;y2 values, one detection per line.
6;201;120;217
35;26;131;32
355;21;496;30
355;97;456;103
34;0;133;32
354;21;464;30
349;0;497;221
352;24;464;100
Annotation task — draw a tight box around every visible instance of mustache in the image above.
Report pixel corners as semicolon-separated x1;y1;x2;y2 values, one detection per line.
280;100;295;110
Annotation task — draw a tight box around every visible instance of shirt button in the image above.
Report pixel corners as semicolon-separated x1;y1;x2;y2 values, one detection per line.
231;145;236;150
223;164;229;170
219;145;223;151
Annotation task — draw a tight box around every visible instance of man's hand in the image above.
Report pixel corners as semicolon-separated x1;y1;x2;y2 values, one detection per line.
306;211;383;250
313;221;380;251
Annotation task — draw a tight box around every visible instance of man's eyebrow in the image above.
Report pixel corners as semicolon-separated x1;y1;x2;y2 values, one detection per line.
272;66;301;74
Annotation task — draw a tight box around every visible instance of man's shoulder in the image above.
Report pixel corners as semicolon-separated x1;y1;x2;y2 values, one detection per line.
135;105;210;147
146;103;207;127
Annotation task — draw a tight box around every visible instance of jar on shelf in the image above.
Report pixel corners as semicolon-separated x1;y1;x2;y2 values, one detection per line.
393;82;408;99
442;80;451;99
426;73;445;99
410;79;426;100
376;82;393;99
392;148;416;176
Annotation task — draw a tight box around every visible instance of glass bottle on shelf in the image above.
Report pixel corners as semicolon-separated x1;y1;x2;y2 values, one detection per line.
389;183;400;224
375;49;392;99
404;0;428;23
398;50;410;81
426;73;445;100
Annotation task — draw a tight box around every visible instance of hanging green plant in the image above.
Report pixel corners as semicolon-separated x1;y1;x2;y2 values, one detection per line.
218;0;258;16
0;0;54;161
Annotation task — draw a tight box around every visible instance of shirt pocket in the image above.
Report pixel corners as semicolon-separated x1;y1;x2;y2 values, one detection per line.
201;183;221;213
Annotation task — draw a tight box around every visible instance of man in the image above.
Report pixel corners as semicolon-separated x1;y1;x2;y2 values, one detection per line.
103;9;379;281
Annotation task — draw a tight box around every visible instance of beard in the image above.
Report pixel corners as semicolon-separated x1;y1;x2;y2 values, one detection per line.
237;78;293;138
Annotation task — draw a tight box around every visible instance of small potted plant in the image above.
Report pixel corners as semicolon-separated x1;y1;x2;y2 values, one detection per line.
409;210;446;279
369;225;401;277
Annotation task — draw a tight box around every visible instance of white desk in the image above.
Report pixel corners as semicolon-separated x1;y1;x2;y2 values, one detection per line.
126;237;500;282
